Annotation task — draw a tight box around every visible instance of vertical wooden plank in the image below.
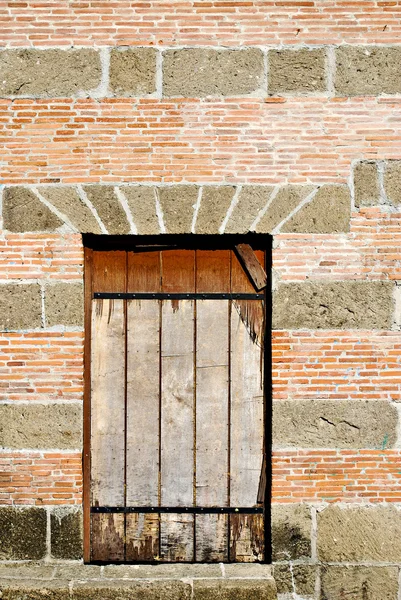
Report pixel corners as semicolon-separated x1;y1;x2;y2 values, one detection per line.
83;248;93;563
90;298;125;561
231;249;265;294
162;249;195;292
160;299;194;562
127;250;161;292
92;251;127;292
196;250;230;293
126;514;159;562
229;514;264;563
91;513;125;562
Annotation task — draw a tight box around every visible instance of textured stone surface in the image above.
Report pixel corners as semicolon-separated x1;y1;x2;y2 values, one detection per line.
103;564;222;579
110;48;157;96
157;185;199;233
256;185;315;233
0;582;71;600
0;284;42;330
384;161;401;206
121;186;160;234
354;161;381;207
83;186;130;235
225;186;273;233
3;187;62;232
195;186;235;233
45;283;84;327
273;399;397;449
335;46;401;96
321;566;399;600
282;185;351;233
163;49;264;97
271;504;311;561
0;403;82;449
193;579;277;600
0;49;101;97
39;187;101;233
318;505;401;561
268;48;326;94
0;507;47;560
72;581;192;600
273;281;394;329
51;507;82;560
273;564;316;597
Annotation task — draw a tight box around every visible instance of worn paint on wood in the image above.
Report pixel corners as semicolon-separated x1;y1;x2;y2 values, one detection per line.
229;514;264;562
126;513;159;562
234;244;267;291
91;513;125;562
160;514;194;562
196;514;228;562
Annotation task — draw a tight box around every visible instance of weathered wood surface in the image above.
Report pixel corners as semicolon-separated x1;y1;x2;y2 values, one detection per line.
229;514;264;562
91;513;125;562
196;514;228;562
160;513;193;562
126;513;159;562
234;244;267;291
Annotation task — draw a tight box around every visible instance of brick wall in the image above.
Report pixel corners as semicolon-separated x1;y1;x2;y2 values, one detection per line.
1;2;401;598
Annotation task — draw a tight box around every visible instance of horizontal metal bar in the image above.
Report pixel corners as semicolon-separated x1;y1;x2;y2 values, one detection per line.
91;506;264;514
94;292;264;300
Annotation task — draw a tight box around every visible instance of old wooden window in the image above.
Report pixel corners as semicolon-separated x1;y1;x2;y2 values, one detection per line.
83;236;270;563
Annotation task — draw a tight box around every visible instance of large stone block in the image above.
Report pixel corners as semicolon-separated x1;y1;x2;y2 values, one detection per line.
272;281;394;329
354;161;381;207
39;187;102;233
0;584;71;600
282;185;351;233
157;185;199;233
3;187;62;232
0;49;101;97
268;48;326;94
45;283;84;327
321;566;399;600
193;580;277;600
195;186;235;234
0;284;42;330
0;507;47;560
0;403;82;449
273;399;397;449
51;507;83;560
72;581;192;600
83;186;131;235
110;48;157;96
255;185;315;233
271;504;311;561
335;46;401;96
163;49;264;97
273;564;316;598
318;505;401;561
121;186;160;234
383;161;401;206
225;186;273;233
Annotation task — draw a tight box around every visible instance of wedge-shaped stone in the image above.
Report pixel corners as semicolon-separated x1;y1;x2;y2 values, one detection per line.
0;507;47;560
121;186;160;234
384;161;401;206
335;46;401;96
0;403;82;450
45;283;84;327
273;564;316;598
51;507;83;560
321;566;399;600
225;186;273;233
3;187;62;232
83;186;130;234
273;399;397;449
157;185;199;233
273;281;394;329
110;48;157;96
271;504;311;561
318;505;401;561
255;185;315;233
0;284;42;330
354;161;381;207
0;49;101;97
163;49;264;97
268;48;326;94
196;186;235;233
282;184;350;233
39;187;101;233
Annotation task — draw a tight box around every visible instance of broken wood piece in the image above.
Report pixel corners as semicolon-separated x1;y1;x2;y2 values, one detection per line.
234;244;267;291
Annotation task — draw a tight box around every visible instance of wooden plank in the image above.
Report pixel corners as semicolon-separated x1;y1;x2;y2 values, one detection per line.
196;514;228;562
126;514;159;562
91;513;125;562
234;244;267;291
92;251;126;292
83;247;93;563
161;249;195;293
196;250;230;293
229;514;264;563
231;249;265;294
127;250;161;292
160;299;194;561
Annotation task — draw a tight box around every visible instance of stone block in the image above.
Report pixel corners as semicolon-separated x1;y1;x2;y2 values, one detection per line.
271;504;311;561
121;186;160;234
3;187;62;232
83;185;130;235
163;49;264;97
255;185;315;233
157;185;199;233
0;564;55;580
72;581;192;600
103;564;221;579
195;186;235;233
0;284;42;330
321;566;399;600
0;583;71;600
384;161;401;206
0;507;47;560
354;161;381;207
268;48;326;94
272;281;394;329
45;283;84;328
282;185;351;233
272;399;397;449
51;507;82;560
225;186;273;233
0;403;82;450
193;579;277;600
335;46;401;96
273;564;316;597
110;48;157;96
318;505;401;561
39;187;102;233
0;49;101;97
